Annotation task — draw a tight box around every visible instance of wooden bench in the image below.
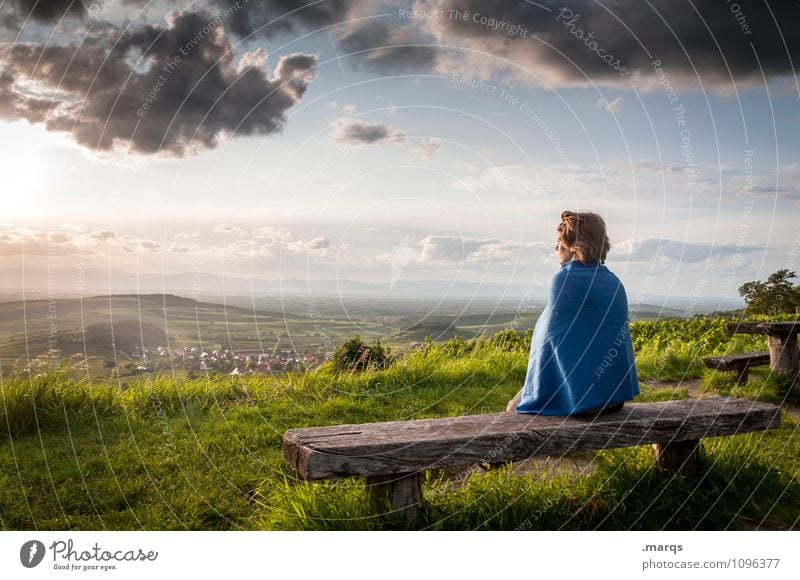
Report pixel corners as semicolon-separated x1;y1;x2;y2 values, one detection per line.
702;351;771;384
282;397;780;526
726;322;800;376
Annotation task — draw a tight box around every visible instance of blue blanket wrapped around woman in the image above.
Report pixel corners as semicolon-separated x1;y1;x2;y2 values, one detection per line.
515;258;640;415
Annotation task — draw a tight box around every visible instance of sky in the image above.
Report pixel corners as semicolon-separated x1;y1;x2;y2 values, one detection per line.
1;0;799;301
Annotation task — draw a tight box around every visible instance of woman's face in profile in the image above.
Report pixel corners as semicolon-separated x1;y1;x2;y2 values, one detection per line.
555;238;573;265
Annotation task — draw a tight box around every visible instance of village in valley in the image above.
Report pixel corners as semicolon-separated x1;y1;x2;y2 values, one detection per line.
119;344;327;376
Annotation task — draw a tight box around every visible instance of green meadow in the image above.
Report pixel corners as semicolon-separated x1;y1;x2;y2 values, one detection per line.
1;318;798;531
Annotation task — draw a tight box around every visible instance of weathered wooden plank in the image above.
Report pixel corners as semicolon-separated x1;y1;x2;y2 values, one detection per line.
365;473;421;527
653;439;700;474
282;397;780;480
702;351;770;371
726;321;800;336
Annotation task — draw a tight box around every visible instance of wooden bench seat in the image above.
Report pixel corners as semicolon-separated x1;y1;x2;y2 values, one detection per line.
282;396;780;526
703;351;771;383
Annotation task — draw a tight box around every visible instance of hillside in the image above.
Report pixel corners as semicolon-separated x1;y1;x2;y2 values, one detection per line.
0;321;797;531
0;292;698;378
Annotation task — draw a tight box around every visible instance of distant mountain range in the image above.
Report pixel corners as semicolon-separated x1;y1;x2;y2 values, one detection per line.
0;266;745;312
0;266;542;299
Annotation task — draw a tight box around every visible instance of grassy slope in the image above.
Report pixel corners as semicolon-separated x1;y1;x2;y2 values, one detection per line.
1;336;798;531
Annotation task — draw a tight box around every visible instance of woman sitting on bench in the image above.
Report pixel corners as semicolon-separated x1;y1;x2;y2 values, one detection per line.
506;210;640;417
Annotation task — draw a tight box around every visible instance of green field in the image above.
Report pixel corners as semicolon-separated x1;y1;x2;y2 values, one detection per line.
0;293;692;380
0;322;798;530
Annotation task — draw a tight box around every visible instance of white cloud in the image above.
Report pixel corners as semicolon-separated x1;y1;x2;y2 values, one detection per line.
416;138;441;159
450;161;724;205
169;242;196;253
287;236;334;256
0;228;89;257
418;235;547;265
208;239;274;260
0;226;166;256
118;235;162;254
614;237;763;263
213;224;247;236
252;226;291;242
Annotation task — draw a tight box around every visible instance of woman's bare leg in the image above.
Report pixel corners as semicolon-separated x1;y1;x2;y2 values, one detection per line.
505;387;523;414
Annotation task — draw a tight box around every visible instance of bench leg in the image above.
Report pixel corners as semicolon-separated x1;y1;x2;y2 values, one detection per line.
652;439;700;475
735;367;749;385
365;472;421;527
768;334;800;375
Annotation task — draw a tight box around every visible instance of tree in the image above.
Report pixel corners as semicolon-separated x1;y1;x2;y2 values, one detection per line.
738;269;800;315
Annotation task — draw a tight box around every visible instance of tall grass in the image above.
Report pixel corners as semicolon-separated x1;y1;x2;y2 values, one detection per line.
257;417;800;530
1;324;798;530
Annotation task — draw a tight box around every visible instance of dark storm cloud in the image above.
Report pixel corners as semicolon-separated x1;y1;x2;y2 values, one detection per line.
335;17;441;73
422;0;800;89
8;0;86;23
199;0;800;85
209;0;348;39
0;10;318;156
331;118;407;144
210;1;440;73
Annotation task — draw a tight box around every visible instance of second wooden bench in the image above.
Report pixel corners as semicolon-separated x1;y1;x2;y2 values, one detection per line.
703;351;771;384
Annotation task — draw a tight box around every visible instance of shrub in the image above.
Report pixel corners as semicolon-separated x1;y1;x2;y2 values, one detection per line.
330;335;394;373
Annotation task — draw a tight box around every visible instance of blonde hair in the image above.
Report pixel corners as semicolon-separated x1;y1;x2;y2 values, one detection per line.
558;210;611;265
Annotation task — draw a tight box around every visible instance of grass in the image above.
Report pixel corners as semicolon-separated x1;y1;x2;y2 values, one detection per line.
635;343;706;382
1;331;798;530
258;418;800;530
701;367;800;406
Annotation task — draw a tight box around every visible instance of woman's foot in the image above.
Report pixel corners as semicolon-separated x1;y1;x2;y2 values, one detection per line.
505;388;523;414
